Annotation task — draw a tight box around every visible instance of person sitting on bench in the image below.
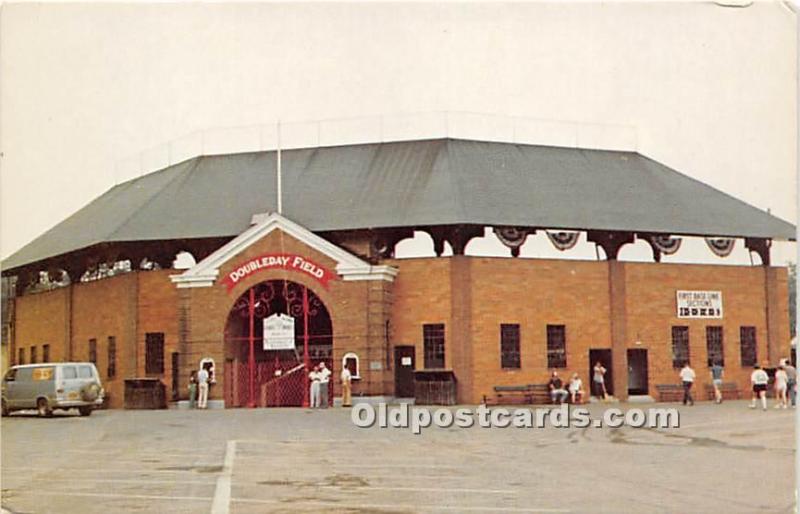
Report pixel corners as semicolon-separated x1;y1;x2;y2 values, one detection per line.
548;371;569;404
568;373;584;404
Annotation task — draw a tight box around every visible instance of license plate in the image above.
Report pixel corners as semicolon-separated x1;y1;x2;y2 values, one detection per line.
68;392;79;400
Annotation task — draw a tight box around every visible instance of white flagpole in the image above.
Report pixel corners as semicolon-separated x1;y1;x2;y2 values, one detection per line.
277;120;282;214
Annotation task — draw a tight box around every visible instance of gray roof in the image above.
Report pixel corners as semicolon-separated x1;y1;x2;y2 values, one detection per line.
3;138;794;271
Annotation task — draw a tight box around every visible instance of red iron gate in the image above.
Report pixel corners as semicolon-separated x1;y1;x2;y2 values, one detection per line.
224;279;334;408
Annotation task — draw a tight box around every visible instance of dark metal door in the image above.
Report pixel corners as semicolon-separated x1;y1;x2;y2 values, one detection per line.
589;349;613;396
171;352;180;401
394;346;416;397
627;349;649;395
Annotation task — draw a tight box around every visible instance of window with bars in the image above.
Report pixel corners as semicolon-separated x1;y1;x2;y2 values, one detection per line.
107;336;117;378
423;324;445;369
88;339;97;365
42;344;50;363
17;347;24;365
30;346;37;364
145;333;165;374
500;324;521;369
740;326;757;368
706;326;724;367
671;326;690;368
546;325;567;368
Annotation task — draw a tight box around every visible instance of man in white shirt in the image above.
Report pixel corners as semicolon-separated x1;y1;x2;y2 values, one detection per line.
341;366;352;407
679;363;695;406
318;362;332;409
750;365;769;411
197;367;209;409
308;365;321;408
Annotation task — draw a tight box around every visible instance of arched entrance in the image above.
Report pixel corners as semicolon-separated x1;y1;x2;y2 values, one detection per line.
224;279;333;407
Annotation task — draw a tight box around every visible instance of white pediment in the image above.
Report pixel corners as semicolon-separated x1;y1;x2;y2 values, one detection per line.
171;212;397;288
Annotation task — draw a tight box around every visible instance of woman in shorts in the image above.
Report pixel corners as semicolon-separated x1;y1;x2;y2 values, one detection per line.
592;362;608;401
750;365;769;411
568;373;584;404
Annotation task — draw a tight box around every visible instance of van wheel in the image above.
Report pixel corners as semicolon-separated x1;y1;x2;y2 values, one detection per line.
78;406;93;417
1;399;9;417
37;398;53;418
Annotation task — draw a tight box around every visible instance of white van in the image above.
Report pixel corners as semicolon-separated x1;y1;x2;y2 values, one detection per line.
2;363;105;417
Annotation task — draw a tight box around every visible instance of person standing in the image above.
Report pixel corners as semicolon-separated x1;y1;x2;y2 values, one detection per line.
318;362;332;409
309;364;321;408
593;362;608;401
341;365;352;407
782;358;796;407
774;365;788;409
188;370;198;409
749;365;769;411
679;362;695;406
710;361;724;404
197;366;209;409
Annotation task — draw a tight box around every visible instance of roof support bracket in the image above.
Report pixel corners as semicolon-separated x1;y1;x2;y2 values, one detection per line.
745;237;771;266
587;230;635;261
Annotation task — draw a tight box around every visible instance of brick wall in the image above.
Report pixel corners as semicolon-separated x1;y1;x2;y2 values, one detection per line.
13;287;70;365
388;257;789;404
9;239;790;408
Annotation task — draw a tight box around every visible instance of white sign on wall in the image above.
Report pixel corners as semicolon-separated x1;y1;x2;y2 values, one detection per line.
676;290;723;319
263;313;296;350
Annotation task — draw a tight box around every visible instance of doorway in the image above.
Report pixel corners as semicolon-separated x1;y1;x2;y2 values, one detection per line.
627;349;649;395
589;349;613;397
224;279;333;408
171;352;180;401
394;346;416;397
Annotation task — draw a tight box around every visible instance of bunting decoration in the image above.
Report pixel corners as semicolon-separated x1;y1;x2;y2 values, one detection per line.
705;237;736;257
493;227;532;256
648;234;682;255
546;231;580;251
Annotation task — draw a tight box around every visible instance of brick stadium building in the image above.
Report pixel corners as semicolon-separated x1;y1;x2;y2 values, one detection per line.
1;139;795;408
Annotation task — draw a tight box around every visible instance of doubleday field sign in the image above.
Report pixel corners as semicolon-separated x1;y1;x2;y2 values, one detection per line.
222;253;336;292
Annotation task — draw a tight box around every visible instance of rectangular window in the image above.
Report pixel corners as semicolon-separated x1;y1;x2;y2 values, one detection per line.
17;347;24;365
88;339;97;365
500;324;521;369
42;344;50;363
706;326;724;367
546;325;567;368
107;336;117;378
145;332;165;374
423;324;445;369
29;346;37;364
740;326;757;368
671;326;690;369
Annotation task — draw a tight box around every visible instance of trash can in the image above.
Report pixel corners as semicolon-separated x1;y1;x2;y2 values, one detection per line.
414;370;457;405
124;378;167;409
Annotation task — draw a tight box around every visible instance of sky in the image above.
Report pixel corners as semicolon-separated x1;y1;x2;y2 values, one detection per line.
0;1;797;267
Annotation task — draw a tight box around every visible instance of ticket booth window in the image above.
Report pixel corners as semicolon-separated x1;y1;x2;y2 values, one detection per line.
343;352;360;379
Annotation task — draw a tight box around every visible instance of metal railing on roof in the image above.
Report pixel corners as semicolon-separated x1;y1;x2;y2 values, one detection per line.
112;111;638;184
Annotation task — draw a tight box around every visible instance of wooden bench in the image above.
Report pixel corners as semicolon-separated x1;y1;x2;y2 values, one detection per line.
483;384;554;406
655;384;685;403
704;382;740;401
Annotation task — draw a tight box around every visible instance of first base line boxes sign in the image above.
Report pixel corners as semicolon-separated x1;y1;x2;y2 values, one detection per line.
676;290;723;319
222;253;336;292
263;313;296;350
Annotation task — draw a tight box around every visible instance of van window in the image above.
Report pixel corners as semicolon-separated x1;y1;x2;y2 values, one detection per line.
62;366;77;379
78;366;94;379
16;368;33;381
3;369;16;381
33;367;54;381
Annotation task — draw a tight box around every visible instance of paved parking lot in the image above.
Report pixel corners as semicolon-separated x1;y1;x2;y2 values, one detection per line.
1;400;795;513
